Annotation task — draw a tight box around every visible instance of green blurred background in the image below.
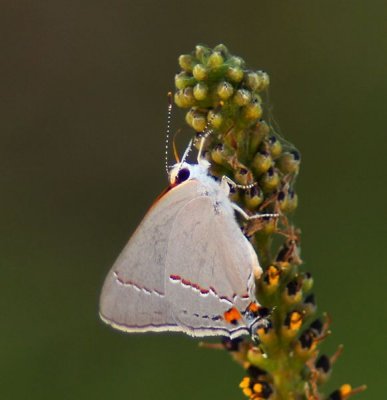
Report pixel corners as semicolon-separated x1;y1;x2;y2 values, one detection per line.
1;1;385;399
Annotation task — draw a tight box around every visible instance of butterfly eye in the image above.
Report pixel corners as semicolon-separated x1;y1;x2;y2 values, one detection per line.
176;168;190;183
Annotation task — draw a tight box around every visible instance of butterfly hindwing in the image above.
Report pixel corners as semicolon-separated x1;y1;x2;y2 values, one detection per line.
165;191;260;338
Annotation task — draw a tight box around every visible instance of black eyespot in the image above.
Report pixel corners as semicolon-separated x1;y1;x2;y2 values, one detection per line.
176;168;190;183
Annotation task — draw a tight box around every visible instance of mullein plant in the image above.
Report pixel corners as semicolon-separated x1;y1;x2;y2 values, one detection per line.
173;44;366;400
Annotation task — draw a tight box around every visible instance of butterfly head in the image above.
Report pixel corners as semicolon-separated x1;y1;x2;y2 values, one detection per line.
169;160;211;186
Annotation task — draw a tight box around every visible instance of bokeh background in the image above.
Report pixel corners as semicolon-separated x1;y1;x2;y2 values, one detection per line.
1;1;386;399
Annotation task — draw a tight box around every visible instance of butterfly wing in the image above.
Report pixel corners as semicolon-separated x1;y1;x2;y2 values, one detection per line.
99;180;202;332
165;195;261;338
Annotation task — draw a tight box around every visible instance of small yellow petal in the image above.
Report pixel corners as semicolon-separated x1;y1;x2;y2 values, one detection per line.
253;383;263;394
340;384;352;396
239;377;250;389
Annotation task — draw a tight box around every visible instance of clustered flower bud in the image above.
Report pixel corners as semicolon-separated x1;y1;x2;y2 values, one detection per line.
174;44;365;400
176;44;269;134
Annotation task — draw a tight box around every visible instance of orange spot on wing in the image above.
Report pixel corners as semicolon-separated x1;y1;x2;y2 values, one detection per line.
247;302;259;313
224;307;242;325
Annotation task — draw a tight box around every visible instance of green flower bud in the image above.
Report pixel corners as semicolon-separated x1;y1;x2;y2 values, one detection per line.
242;102;263;120
174;87;195;108
302;293;317;317
193;82;209;100
278;151;301;174
178;54;196;73
217;81;234;100
213;44;230;57
260;217;278;234
195;45;211;63
228;56;245;68
245;71;260;91
174;72;194;90
207;110;224;129
256;70;270;91
233;89;252;106
278;190;299;214
268;135;283;158
282;279;303;305
211;143;227;165
286;190;298;212
245;71;271;92
193;63;209;81
185;109;195;126
302;272;314;293
191;112;207;132
234;167;253;186
227;66;244;83
174;90;185;108
207;51;224;68
244;186;264;210
252;151;272;175
249;121;270;154
261;167;280;191
277;191;289;212
244;71;269;92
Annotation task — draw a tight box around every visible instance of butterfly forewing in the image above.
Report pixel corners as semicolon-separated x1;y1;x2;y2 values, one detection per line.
99;180;203;332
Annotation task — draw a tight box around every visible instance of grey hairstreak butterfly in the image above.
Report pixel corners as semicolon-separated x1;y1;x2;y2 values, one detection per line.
99;136;271;339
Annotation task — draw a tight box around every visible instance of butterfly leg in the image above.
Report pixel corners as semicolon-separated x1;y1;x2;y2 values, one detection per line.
221;175;256;191
220;176;278;220
231;202;278;221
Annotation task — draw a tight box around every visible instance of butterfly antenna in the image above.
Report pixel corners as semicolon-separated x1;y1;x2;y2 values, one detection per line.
164;92;173;175
197;136;205;162
178;139;193;170
196;101;223;162
172;129;182;163
196;127;214;162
